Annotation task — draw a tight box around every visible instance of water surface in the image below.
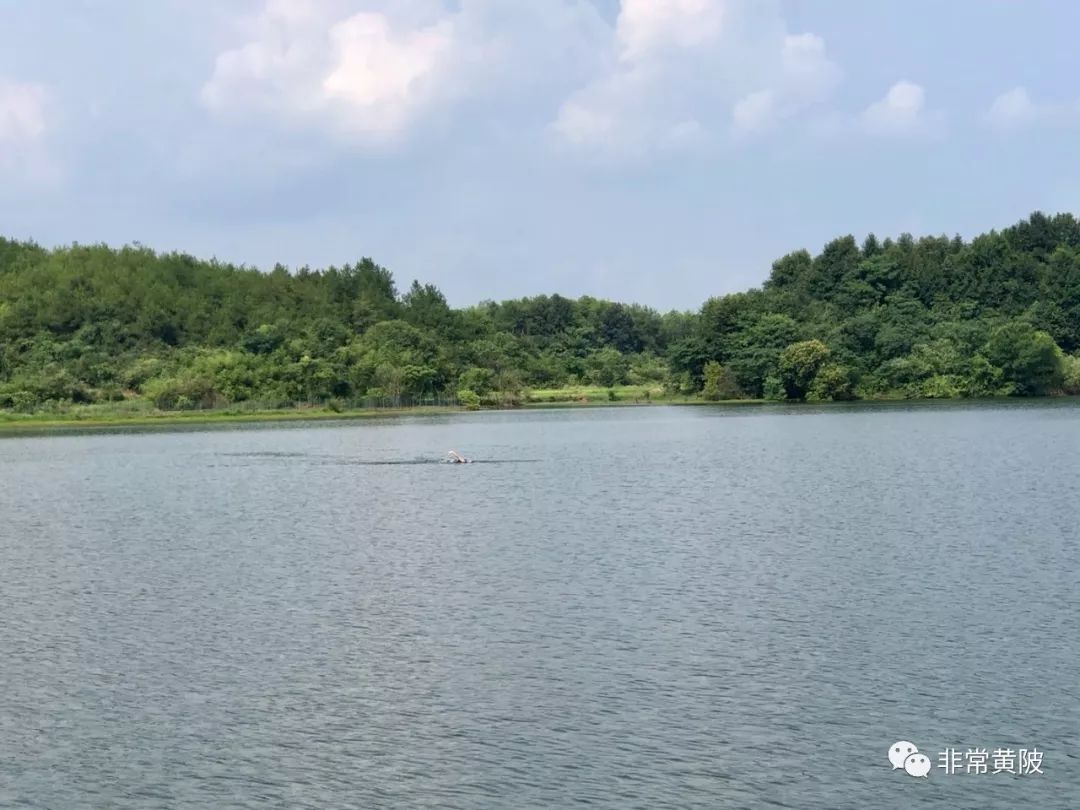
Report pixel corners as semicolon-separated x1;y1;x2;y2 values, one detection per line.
1;402;1078;808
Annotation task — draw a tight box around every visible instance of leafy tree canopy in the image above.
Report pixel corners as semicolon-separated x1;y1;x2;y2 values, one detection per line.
2;212;1080;410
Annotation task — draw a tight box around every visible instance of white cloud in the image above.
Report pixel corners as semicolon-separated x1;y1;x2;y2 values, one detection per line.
731;33;841;136
320;13;453;136
860;80;942;137
988;87;1037;128
202;2;458;143
0;78;47;142
732;90;775;134
862;81;923;131
552;102;618;145
549;62;659;158
780;33;842;108
0;77;58;186
551;0;842;157
201;0;953;159
986;86;1079;130
616;0;727;62
201;0;607;146
663;119;707;150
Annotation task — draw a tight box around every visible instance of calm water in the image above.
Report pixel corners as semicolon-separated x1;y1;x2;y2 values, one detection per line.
1;402;1078;809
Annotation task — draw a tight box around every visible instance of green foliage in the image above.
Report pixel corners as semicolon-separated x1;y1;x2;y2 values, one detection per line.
585;346;629;387
2;211;1080;412
627;353;668;385
965;355;1012;398
763;375;786;401
726;313;801;397
665;371;696;397
918;375;963;399
778;339;831;400
809;364;856;401
458;366;495;394
701;361;743;401
142;373;223;410
457;389;481;410
701;361;723;401
1063;354;1080;395
985;321;1064;395
492;369;525;407
240;323;286;355
0;367;93;409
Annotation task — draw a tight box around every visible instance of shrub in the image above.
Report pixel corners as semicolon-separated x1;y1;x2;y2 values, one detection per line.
457;388;481;410
985;321;1064;395
627;354;669;384
98;385;126;402
763;375;786;401
1063;354;1080;395
778;339;831;400
122;356;168;390
918;375;963;399
702;361;743;401
498;389;524;408
809;364;857;401
143;374;224;410
458;367;495;395
0;387;36;412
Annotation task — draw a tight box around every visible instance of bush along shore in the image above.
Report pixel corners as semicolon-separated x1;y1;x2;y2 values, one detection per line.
0;386;695;430
2;211;1080;421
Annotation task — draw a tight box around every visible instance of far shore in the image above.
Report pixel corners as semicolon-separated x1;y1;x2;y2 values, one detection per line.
2;390;1076;434
0;392;750;433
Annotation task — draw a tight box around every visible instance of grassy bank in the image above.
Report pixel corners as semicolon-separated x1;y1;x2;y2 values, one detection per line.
0;385;677;431
525;384;665;403
4;388;1063;433
0;403;462;432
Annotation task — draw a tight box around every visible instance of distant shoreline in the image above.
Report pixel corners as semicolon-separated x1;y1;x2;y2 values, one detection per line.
4;392;1078;435
0;405;455;432
0;392;755;433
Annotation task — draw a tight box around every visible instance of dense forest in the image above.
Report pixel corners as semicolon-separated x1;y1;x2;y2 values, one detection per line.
2;211;1080;413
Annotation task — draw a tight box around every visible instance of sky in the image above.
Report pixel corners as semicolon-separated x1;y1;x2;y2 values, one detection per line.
1;0;1078;312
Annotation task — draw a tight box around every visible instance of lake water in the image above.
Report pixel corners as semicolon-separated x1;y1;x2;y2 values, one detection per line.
1;402;1078;809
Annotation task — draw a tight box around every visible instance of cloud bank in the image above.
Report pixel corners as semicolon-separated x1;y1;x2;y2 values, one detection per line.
200;0;946;159
0;77;55;185
551;0;843;156
201;0;608;147
987;86;1079;130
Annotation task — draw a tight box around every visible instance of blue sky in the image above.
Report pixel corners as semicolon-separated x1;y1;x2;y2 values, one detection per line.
1;0;1078;311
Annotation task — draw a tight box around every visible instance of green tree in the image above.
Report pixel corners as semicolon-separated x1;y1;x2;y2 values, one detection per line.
809;364;856;401
701;361;742;400
778;339;831;400
985;321;1064;395
1062;354;1080;395
585;346;629;387
373;364;405;405
3;210;1080;414
702;361;723;401
457;388;481;410
458;366;495;394
728;313;801;397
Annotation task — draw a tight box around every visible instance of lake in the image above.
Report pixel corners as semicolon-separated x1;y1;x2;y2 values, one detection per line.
1;402;1078;808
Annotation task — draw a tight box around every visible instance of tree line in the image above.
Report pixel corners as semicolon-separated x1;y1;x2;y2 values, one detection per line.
1;211;1079;412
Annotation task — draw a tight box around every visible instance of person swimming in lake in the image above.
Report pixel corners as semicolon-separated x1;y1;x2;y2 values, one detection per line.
446;449;470;463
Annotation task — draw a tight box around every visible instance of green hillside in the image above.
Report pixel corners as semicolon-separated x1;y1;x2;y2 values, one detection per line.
2;211;1079;414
